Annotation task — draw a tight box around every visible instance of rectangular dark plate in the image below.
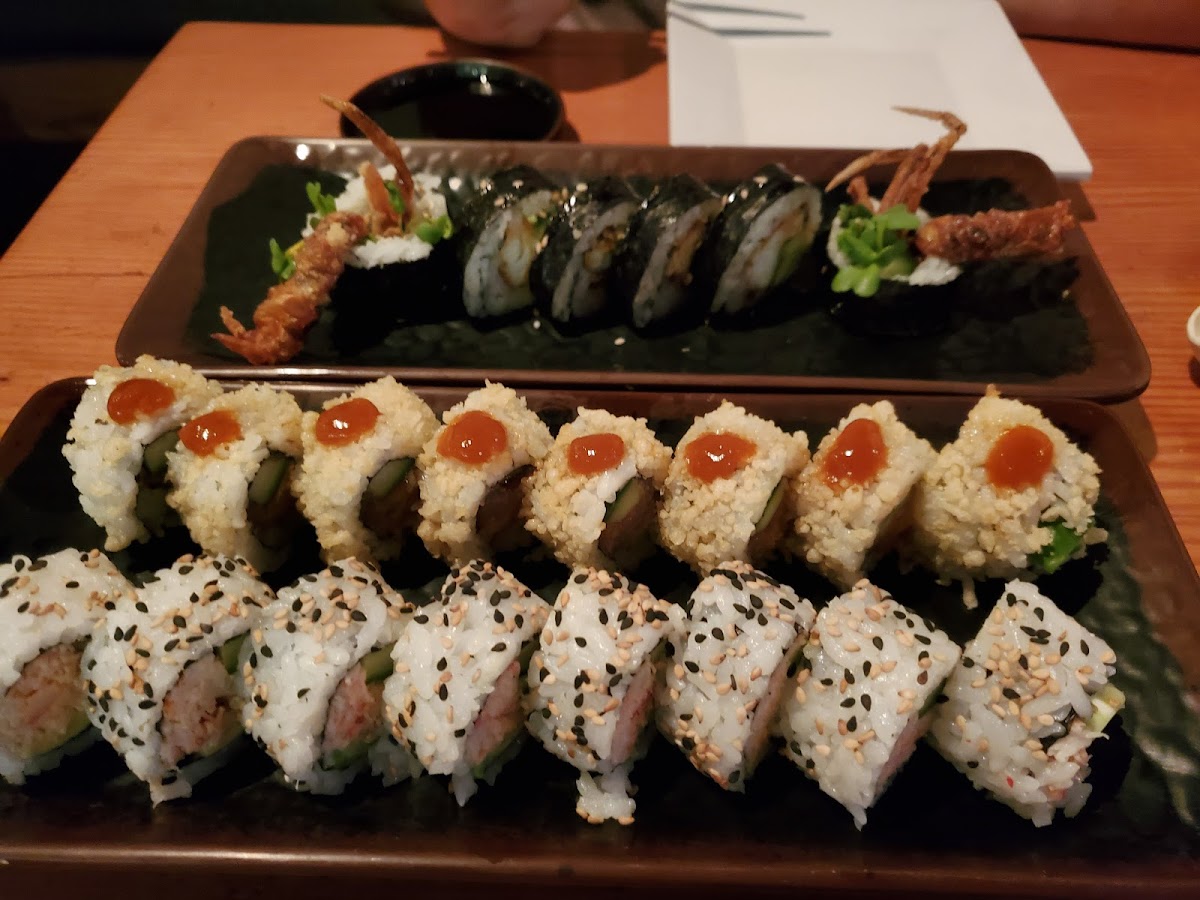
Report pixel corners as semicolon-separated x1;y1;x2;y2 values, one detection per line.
0;379;1197;896
115;138;1150;402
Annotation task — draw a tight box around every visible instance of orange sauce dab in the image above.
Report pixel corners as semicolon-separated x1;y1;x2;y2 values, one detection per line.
179;409;242;457
823;418;888;488
437;409;508;466
685;431;756;483
106;378;175;425
315;397;380;447
985;425;1054;491
567;432;626;476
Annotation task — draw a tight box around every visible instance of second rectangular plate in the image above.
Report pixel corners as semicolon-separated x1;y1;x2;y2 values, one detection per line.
116;138;1149;400
0;379;1197;895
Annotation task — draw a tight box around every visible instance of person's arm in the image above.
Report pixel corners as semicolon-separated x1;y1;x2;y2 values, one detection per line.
423;0;575;49
999;0;1200;50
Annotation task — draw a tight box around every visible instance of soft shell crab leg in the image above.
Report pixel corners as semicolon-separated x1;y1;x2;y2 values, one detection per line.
916;199;1077;264
213;211;369;365
824;107;967;213
320;94;417;228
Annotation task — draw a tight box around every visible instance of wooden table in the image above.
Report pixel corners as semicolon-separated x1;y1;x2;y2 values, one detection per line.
0;21;1197;576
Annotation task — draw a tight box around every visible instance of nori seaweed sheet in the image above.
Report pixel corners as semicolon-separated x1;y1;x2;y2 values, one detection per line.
1;388;1197;865
530;176;640;324
696;164;822;314
185;166;1093;382
608;173;722;329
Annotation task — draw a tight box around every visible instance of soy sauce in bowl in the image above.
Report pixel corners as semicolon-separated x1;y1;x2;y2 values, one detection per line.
342;60;564;142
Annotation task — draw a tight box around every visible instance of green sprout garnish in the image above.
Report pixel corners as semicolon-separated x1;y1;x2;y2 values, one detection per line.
528;210;551;237
268;237;296;281
831;203;922;298
414;215;454;245
1029;519;1088;574
385;181;406;216
306;181;338;220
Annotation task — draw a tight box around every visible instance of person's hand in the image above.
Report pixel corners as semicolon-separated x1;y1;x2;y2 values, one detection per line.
424;0;575;49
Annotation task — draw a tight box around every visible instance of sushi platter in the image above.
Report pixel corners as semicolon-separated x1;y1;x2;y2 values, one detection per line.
114;135;1151;401
1;374;1198;895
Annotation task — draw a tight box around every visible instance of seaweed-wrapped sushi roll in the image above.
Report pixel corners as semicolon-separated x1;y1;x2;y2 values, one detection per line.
527;567;682;824
0;549;132;784
611;174;724;328
778;581;960;828
928;581;1123;826
792;401;936;590
83;554;274;802
658;561;815;791
531;176;641;324
418;382;553;564
911;390;1103;606
525;407;672;571
166;384;304;574
243;558;417;794
457;166;561;317
658;402;809;574
63;356;221;551
294;378;439;564
384;560;549;804
699;164;822;316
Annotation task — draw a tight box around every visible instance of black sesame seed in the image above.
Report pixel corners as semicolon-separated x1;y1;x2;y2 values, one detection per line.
685;661;700;674
494;609;505;624
914;633;931;645
712;627;725;641
261;645;273;658
729;770;742;784
1081;640;1091;656
847;716;857;732
862;695;872;711
1034;606;1045;621
575;637;587;648
1002;687;1020;701
437;657;448;671
172;615;186;628
16;601;29;614
138;700;156;710
351;610;367;622
695;633;707;644
967;760;979;769
574;694;584;708
872;636;884;651
840;698;855;708
1060;641;1070;656
749;595;763;610
298;688;310;699
437;684;448;701
917;670;929;685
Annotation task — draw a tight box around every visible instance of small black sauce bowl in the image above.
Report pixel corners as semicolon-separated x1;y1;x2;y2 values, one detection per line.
341;60;564;142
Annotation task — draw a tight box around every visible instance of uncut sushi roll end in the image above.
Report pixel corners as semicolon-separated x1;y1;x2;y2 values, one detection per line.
778;581;960;828
658;561;815;791
83;554;274;803
0;549;132;785
527;567;682;824
928;581;1123;826
384;561;549;805
912;389;1104;607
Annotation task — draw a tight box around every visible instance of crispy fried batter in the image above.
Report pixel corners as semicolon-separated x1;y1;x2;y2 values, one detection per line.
213;211;369;364
825;148;911;198
321;94;415;226
915;200;1076;264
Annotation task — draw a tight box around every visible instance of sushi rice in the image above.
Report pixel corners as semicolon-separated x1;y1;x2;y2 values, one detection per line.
526;567;683;824
778;580;960;828
911;389;1104;603
63;355;221;551
242;558;415;794
294;377;439;564
658;401;810;574
658;561;816;790
417;382;553;564
0;548;132;784
82;554;274;803
792;401;936;590
927;580;1123;826
524;407;671;571
166;384;303;574
384;560;550;805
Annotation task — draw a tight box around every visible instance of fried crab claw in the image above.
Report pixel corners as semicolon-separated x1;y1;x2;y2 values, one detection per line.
320;94;418;232
826;107;1076;267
